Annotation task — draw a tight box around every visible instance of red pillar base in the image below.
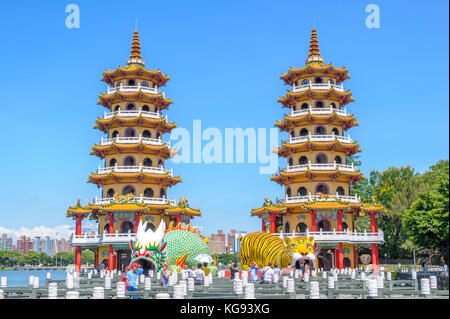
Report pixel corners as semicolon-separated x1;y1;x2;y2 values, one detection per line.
75;246;81;273
372;243;379;273
337;243;344;270
108;244;114;271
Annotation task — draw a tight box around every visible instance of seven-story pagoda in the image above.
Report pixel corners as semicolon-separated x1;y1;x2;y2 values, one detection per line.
250;28;386;272
67;30;202;273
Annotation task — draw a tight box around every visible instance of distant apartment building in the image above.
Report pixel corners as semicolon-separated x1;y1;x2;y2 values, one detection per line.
17;236;34;254
1;234;13;251
55;238;72;253
227;230;247;253
208;230;226;255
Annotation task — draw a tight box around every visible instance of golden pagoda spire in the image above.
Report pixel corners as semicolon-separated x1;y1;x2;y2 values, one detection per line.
128;29;145;65
306;27;324;64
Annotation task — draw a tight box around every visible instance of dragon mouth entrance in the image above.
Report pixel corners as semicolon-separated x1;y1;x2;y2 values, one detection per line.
129;256;158;272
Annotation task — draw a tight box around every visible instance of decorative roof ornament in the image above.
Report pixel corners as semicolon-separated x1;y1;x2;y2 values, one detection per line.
127;29;145;66
306;27;324;64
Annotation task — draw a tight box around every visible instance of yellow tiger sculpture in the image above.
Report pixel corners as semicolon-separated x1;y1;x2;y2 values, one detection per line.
239;232;318;270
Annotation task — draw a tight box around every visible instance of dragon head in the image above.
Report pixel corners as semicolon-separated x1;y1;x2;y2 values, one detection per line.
129;220;167;271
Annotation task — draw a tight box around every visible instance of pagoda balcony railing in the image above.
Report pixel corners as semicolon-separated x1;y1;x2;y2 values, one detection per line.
97;164;173;176
71;232;136;245
106;85;165;97
287;133;354;145
103;109;166;121
100;135;170;147
290;106;349;118
285;193;360;204
274;229;384;244
292;82;345;93
94;195;176;206
286;161;357;173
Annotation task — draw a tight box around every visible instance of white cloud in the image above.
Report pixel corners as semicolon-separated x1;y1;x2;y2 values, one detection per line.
0;221;98;241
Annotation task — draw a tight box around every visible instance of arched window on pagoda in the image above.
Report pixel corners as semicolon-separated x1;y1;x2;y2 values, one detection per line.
301;103;309;110
315;126;326;135
120;221;134;233
109;158;117;167
141;81;149;87
285;222;290;233
297;187;307;197
123;156;135;166
290;130;295;138
315;153;328;164
160;188;166;199
334;156;342;164
294;81;298;87
288;157;293;167
336;186;345;196
302;79;309;86
114;105;120;112
122;185;135;196
332;128;340;136
314;77;323;84
104;224;110;233
143;130;151;138
296;222;308;234
124;128;135;137
343;257;351;268
315;101;324;109
116;82;122;88
342;222;349;231
127;79;136;86
286;187;291;198
300;128;309;136
330;102;337;109
143;158;153;167
315;183;329;195
329;79;334;85
156;132;161;140
106;188;115;198
126;103;136;111
318;220;331;231
299;156;308;165
144;188;154;198
111;131;119;138
142;105;150;112
158;159;164;168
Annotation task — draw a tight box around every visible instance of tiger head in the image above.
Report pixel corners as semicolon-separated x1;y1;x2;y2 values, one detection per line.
284;237;317;268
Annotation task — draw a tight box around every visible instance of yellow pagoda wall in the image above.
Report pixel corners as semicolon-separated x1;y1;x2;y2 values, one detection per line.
101;184;168;198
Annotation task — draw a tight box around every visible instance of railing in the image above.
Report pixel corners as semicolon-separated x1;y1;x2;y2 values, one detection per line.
285;193;360;204
103;109;165;121
100;135;169;147
72;232;136;245
106;85;164;97
274;229;384;243
94;195;176;206
292;82;345;92
290;106;349;118
286;161;356;173
288;133;353;144
96;165;173;176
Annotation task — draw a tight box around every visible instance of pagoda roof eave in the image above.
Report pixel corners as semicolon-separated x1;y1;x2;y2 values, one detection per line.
101;64;170;87
95;117;177;133
87;172;182;187
270;170;364;185
97;92;173;110
280;64;350;85
278;90;354;108
90;143;177;159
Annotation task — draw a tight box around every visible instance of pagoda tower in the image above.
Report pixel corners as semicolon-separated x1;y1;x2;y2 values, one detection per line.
250;28;386;271
67;30;202;273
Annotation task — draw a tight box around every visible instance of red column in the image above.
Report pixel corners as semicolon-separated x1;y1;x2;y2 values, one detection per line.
337;211;343;232
337;243;344;270
353;246;357;269
134;213;140;233
371;243;379;273
310;211;316;232
75;246;82;273
95;247;99;268
270;214;276;234
109;214;114;234
108;244;114;271
261;218;266;232
75;216;83;273
370;213;377;233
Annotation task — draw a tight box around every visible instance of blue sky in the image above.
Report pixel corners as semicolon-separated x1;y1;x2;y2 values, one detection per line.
0;0;448;238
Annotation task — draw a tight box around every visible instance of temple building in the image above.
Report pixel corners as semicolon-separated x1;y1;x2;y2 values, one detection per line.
67;30;202;273
250;28;386;271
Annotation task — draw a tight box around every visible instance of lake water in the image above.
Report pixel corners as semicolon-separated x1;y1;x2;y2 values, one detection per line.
0;270;68;287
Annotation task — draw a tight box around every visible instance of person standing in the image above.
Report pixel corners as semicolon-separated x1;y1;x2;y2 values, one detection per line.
261;262;274;284
120;266;130;291
203;262;211;277
194;263;204;285
229;263;239;280
249;262;259;282
126;263;143;299
161;264;171;286
273;263;281;280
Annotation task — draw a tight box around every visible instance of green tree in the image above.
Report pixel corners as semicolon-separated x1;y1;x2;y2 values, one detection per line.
402;162;449;263
81;250;94;265
23;251;40;265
